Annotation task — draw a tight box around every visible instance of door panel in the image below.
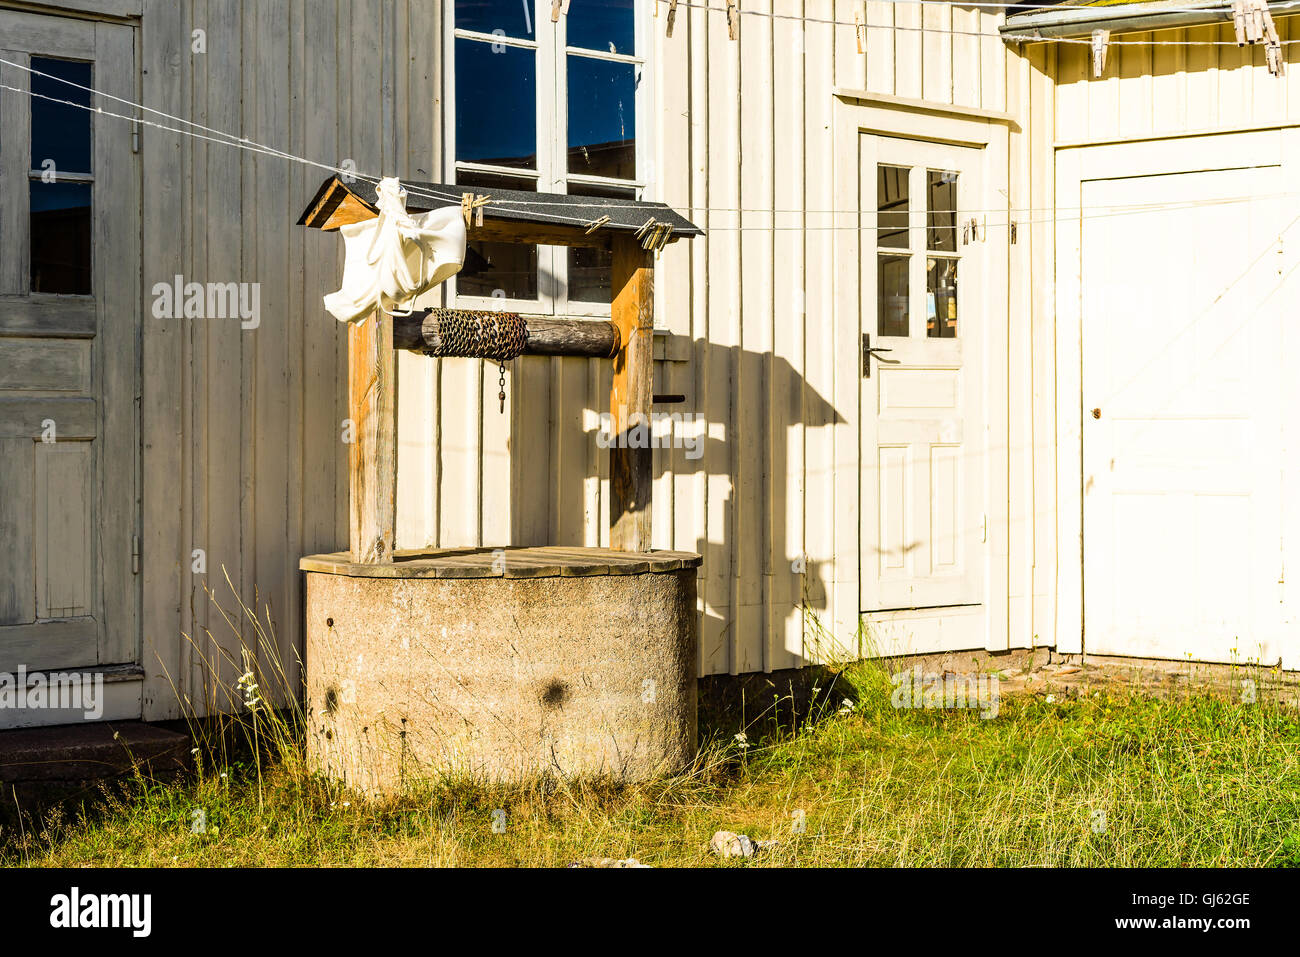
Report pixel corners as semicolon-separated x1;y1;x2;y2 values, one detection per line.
860;135;985;651
1082;165;1295;665
0;12;138;673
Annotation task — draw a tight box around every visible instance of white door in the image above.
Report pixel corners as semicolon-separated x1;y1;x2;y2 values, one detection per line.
0;11;139;674
860;135;986;654
1081;162;1298;665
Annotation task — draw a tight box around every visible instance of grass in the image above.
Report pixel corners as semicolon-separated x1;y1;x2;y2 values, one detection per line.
5;658;1300;867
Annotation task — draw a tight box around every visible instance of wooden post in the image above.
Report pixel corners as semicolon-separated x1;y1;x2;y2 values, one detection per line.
609;235;655;552
348;309;397;563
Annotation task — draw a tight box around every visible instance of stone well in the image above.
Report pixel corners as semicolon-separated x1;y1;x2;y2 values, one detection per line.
300;546;701;795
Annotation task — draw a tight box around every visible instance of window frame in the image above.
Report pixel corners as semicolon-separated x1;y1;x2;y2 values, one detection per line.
443;0;653;317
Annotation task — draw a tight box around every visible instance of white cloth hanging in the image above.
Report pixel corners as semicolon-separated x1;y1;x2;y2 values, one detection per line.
323;177;467;323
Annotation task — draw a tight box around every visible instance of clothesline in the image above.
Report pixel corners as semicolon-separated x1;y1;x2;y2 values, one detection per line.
4;55;1296;237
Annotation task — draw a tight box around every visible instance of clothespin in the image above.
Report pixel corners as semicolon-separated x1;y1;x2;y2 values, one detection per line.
461;192;491;227
1233;0;1248;45
1267;39;1285;76
551;0;570;23
666;0;679;38
584;214;611;235
656;224;674;254
636;217;658;243
854;7;866;55
1250;0;1268;44
1091;29;1109;79
726;0;739;41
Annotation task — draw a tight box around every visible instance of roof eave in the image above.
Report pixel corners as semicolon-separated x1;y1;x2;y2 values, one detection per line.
1001;0;1300;40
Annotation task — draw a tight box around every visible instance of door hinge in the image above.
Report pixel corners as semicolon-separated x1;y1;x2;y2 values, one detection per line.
132;535;141;575
982;514;988;543
131;121;140;154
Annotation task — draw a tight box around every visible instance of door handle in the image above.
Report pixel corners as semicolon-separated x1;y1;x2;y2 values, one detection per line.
862;333;896;378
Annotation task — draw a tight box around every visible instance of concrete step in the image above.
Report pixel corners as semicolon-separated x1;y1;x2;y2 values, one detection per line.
0;721;191;784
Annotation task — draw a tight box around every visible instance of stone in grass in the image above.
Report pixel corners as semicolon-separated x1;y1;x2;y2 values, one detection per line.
710;830;779;859
569;857;652;868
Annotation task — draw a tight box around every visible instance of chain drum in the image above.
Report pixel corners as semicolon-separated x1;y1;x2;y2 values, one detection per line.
420;308;528;362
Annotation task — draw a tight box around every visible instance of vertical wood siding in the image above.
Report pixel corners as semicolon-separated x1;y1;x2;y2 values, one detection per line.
394;3;1023;678
141;0;428;717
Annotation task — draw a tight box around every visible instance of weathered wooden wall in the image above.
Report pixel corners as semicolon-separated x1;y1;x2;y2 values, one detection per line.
140;0;435;718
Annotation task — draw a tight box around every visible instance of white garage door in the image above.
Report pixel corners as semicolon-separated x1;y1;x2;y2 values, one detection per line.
1080;158;1299;666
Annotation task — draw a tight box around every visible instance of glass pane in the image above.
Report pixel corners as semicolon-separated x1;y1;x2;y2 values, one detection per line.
877;165;909;249
455;38;536;169
455;169;538;300
31;58;92;175
927;170;957;253
567;56;636;180
878;254;908;337
927;257;958;339
568;0;635;54
454;0;536;38
567;181;637;303
30;181;91;295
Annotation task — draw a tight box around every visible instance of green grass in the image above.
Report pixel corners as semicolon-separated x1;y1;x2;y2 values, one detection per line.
5;661;1300;867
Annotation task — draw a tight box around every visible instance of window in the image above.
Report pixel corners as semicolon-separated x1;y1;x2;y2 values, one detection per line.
875;164;960;339
29;57;93;295
448;0;644;314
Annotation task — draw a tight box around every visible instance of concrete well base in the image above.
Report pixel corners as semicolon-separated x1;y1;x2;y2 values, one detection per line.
300;547;701;795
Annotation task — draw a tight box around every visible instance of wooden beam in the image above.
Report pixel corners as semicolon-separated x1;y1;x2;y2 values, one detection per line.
392;313;619;358
348;309;396;563
609;235;655;552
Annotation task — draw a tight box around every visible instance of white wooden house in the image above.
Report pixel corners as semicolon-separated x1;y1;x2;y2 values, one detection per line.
1;0;1297;729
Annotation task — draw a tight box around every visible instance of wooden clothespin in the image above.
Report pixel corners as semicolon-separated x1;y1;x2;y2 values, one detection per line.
726;0;739;41
1091;29;1109;79
584;214;611;235
461;192;491;227
636;217;659;243
1233;0;1249;45
655;224;674;254
666;0;679;38
854;7;866;55
551;0;570;23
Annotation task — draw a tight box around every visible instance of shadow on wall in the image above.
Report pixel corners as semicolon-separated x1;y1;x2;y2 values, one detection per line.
508;334;845;672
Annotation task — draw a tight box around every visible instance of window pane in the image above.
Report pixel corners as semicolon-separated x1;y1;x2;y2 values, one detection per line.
877;165;909;249
567;181;637;303
455;169;538;300
927;170;957;253
927;257;957;339
456;38;536;169
454;0;535;38
567;56;636;180
30;181;91;295
31;58;92;175
878;254;908;337
568;0;635;54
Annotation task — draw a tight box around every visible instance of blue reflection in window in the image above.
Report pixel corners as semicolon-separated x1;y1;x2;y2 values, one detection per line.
455;0;536;38
567;0;635;55
567;57;636;179
30;181;92;294
31;58;92;174
456;38;537;168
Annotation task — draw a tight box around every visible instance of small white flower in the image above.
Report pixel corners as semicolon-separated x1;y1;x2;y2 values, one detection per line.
733;732;749;750
1045;694;1056;704
838;698;856;714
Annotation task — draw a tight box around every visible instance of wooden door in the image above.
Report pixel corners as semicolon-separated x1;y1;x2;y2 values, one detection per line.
1081;160;1296;665
0;11;138;673
859;135;986;651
